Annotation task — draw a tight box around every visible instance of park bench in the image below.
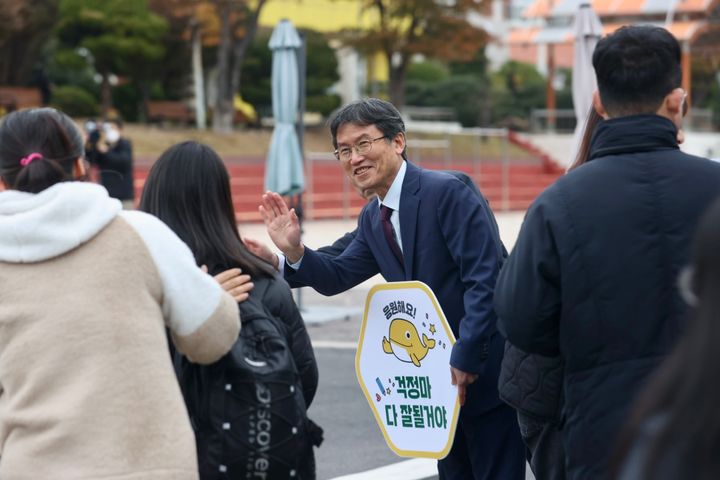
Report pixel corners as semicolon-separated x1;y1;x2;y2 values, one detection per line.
147;100;195;124
147;99;259;127
0;87;43;112
403;106;456;122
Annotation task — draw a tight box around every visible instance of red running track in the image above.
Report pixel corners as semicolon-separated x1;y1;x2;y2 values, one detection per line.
132;157;561;222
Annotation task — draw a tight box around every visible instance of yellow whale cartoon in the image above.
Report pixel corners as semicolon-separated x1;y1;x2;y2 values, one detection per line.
382;318;436;367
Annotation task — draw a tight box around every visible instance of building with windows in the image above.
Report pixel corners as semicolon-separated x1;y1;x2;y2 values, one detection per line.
259;0;529;104
508;0;720;99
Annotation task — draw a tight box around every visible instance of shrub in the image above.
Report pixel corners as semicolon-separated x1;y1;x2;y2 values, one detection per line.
405;76;489;127
112;83;142;122
407;60;450;84
50;85;98;117
241;28;340;119
306;94;341;117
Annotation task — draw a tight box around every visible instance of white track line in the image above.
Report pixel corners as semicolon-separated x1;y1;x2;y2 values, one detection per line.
312;340;358;350
329;458;437;480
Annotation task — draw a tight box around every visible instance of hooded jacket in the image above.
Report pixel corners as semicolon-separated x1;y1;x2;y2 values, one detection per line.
0;181;239;479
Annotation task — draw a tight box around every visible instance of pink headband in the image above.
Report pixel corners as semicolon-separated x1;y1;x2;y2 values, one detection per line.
20;153;43;167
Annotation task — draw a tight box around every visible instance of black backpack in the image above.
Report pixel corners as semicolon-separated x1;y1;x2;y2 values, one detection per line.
176;279;315;480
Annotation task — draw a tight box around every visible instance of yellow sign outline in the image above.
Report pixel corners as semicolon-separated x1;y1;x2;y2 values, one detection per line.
354;281;460;459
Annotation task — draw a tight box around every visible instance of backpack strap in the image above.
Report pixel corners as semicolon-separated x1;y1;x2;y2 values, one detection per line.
241;276;291;342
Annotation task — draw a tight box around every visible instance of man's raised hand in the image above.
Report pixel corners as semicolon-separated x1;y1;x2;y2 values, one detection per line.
259;191;304;263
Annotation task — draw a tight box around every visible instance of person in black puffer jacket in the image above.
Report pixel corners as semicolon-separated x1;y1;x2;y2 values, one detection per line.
140;141;320;480
495;26;720;479
497;109;605;480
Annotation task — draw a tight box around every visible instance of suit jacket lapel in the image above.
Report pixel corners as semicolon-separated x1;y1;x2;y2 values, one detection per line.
399;162;421;279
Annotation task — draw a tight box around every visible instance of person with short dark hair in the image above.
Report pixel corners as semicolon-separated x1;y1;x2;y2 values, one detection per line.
261;98;525;480
494;25;720;479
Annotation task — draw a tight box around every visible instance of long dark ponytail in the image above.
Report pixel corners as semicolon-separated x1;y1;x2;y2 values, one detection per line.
0;108;84;193
568;107;603;172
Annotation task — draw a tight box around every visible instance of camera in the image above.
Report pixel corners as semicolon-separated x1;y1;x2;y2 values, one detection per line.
85;119;101;145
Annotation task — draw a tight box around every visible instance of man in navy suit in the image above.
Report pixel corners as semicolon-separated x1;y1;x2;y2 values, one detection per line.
260;98;524;479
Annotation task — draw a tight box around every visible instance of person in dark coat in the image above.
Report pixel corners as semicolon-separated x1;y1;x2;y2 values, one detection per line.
494;25;720;480
497;109;604;480
140;141;320;480
86;118;135;208
612;197;720;480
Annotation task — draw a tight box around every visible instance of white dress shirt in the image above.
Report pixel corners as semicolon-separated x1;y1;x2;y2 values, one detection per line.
377;160;407;253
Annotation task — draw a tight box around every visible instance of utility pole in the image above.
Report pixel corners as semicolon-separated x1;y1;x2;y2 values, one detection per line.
191;18;206;130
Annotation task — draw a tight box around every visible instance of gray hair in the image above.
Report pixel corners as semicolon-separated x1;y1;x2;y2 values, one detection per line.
329;98;407;159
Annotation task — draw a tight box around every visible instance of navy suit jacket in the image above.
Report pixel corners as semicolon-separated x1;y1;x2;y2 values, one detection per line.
287;162;506;414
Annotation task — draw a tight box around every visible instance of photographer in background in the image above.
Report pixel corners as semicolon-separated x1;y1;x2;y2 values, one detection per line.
85;118;134;209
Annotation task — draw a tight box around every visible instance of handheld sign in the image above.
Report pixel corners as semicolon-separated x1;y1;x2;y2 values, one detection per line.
355;281;460;459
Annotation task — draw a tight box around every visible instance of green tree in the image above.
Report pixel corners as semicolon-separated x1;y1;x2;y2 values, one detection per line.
304;29;341;116
340;0;489;108
240;30;273;113
449;49;489;78
406;60;450;84
211;0;268;133
51;85;99;116
45;41;98;94
241;28;340;117
489;61;546;128
56;0;168;116
404;56;489;127
405;75;488;127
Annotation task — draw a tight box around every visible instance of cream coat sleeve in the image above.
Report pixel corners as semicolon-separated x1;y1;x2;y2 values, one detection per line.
120;211;240;363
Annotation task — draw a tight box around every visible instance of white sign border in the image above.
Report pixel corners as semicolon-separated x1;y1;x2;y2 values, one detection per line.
354;280;461;459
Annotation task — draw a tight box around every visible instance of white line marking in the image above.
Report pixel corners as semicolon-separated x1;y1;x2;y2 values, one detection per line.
329;458;437;480
312;340;357;350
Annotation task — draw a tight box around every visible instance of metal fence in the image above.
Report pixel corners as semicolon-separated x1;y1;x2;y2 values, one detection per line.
530;109;577;133
530;107;717;133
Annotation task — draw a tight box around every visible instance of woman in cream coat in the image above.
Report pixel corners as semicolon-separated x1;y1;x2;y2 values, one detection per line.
0;108;240;479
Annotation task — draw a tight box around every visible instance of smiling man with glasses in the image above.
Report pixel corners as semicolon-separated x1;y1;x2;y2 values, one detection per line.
334;135;386;162
260;98;525;480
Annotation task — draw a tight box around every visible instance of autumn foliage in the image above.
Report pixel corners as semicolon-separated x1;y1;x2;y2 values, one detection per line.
340;0;490;106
